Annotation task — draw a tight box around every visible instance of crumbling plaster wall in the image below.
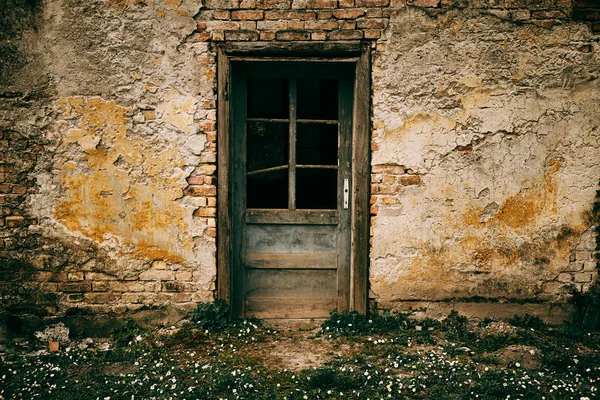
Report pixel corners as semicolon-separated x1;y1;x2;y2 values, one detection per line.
370;9;600;318
1;0;599;333
1;0;219;335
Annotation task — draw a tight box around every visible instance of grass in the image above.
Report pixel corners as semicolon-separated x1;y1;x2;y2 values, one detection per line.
1;307;599;399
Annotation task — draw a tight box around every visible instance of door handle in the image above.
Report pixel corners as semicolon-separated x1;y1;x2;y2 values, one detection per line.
343;178;349;209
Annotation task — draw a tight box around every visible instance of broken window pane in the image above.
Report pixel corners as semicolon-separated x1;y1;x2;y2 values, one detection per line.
247;121;288;173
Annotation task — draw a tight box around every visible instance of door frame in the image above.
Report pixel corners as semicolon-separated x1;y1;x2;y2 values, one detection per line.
216;41;371;316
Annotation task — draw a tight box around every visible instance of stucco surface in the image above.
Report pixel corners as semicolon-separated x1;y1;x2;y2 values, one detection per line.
370;9;600;306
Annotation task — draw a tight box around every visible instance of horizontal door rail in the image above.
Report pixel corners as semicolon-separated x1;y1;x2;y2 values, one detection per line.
246;209;338;225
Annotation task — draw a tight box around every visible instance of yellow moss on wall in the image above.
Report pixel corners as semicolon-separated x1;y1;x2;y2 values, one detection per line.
54;97;193;263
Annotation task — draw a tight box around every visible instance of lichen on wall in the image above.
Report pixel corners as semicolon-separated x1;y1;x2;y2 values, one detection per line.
54;96;194;263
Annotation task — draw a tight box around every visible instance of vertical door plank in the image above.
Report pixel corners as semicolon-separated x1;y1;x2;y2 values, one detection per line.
231;66;248;319
217;48;232;307
352;43;371;314
289;79;297;211
337;76;353;311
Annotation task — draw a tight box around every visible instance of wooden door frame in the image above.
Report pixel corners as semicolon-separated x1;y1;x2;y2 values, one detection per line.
216;41;371;316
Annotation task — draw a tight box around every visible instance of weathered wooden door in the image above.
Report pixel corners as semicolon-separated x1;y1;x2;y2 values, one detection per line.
230;62;354;319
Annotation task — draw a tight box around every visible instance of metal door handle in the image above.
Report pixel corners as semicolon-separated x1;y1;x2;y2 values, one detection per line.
343;178;349;209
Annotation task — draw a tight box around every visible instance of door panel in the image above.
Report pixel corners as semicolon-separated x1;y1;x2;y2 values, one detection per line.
231;61;354;319
246;224;337;253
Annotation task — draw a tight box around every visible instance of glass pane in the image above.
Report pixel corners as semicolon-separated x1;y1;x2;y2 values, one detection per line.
297;123;338;166
247;121;288;172
247;169;288;209
247;77;289;119
297;79;338;120
296;168;337;210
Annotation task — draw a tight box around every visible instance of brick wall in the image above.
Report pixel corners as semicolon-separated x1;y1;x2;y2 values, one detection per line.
188;0;591;46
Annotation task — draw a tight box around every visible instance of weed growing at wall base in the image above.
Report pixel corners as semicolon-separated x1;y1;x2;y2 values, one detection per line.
0;310;599;399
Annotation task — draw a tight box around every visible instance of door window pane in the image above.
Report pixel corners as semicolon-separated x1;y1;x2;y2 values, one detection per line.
247;169;288;209
247;121;288;173
247;77;289;119
297;123;338;166
296;168;337;210
297;79;338;120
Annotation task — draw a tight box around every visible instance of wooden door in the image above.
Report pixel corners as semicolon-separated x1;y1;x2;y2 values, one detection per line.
230;62;354;319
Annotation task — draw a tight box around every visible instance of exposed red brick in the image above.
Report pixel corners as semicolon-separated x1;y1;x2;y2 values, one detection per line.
371;184;395;195
339;0;355;6
382;175;396;184
364;29;381;38
457;145;473;152
212;31;226;41
511;9;531;20
305;20;339;29
533;19;558;27
317;10;333;18
85;292;121;303
372;164;406;174
311;31;328;39
206;21;240;31
213;10;231;19
257;0;292;7
370;205;379;215
409;0;438;6
292;0;337;8
162;281;185;292
381;195;399;205
239;20;256;29
339;20;356;29
532;10;566;19
366;8;383;16
174;293;193;303
5;215;25;227
58;282;92;293
205;228;217;238
184;185;217;197
193;207;217;217
398;175;422;186
190;32;212;42
92;281;111;292
240;0;256;7
333;8;366;18
356;17;388;28
231;10;264;20
264;10;316;19
356;0;390;6
187;176;205;185
276;30;312;40
329;29;363;39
